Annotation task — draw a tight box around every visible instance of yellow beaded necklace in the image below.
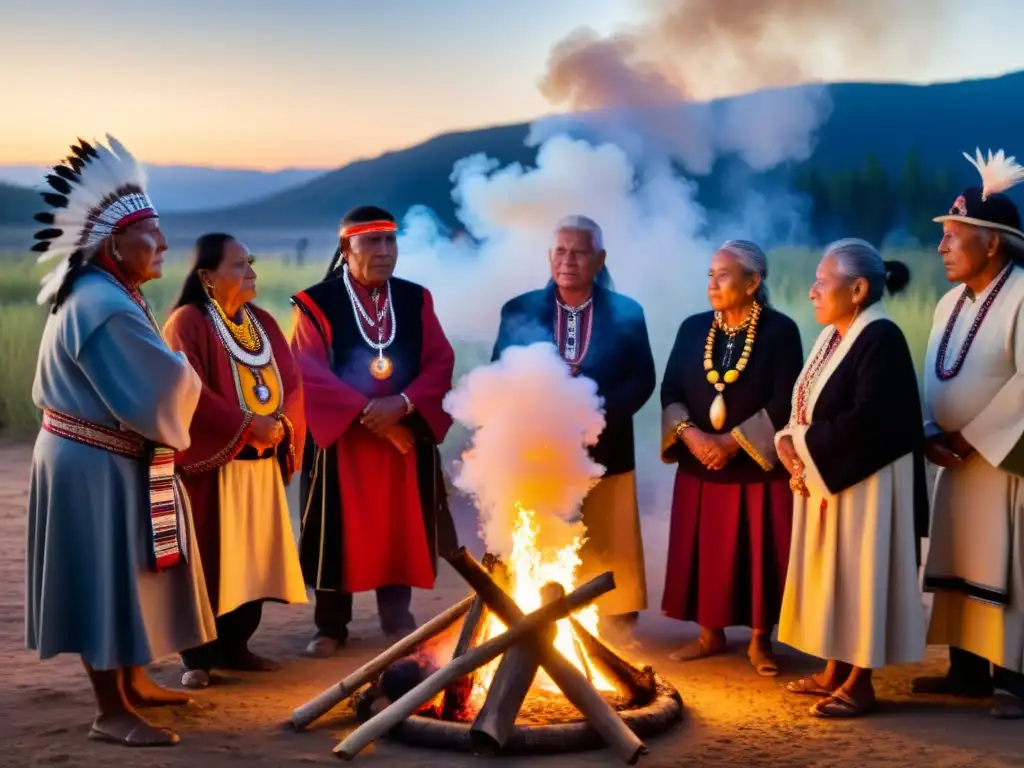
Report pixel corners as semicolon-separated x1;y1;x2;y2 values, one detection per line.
211;299;261;353
703;301;761;430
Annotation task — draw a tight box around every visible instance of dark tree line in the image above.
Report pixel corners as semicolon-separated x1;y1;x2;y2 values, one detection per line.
794;150;956;248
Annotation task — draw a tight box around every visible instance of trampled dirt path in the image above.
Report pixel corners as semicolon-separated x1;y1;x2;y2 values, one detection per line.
0;440;1021;767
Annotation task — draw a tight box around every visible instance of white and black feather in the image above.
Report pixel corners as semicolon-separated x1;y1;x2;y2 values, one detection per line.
30;134;156;305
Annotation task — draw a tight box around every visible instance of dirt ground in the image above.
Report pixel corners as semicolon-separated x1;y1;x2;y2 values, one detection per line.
1;440;1022;767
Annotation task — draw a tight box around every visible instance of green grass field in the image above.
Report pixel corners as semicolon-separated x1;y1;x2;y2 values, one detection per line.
0;247;948;438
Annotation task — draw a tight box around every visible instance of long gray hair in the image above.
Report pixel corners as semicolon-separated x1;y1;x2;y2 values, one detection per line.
719;239;771;308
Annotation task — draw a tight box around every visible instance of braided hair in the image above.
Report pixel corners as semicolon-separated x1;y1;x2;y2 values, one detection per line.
49;247;91;313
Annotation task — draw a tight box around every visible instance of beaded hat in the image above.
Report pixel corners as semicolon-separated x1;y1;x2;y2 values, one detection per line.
933;148;1024;244
29;135;157;305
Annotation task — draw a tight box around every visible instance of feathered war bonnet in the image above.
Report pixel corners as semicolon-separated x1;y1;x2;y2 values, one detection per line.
30;135;157;304
934;148;1024;246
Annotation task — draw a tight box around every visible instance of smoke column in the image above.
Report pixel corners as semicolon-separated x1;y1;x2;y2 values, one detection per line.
442;342;607;557
534;0;951;173
393;0;954;610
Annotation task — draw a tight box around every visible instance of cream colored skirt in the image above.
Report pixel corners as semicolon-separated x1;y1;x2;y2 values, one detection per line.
779;453;925;669
217;458;308;616
575;471;648;616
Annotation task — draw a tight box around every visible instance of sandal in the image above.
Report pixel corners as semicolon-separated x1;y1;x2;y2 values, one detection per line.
88;717;179;747
748;647;779;677
811;690;876;718
990;691;1024;720
784;677;834;696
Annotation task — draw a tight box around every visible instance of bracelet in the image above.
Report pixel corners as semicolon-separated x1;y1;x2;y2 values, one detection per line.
399;392;414;414
674;421;693;440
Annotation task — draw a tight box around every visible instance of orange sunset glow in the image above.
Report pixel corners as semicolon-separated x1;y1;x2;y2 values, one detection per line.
1;0;1022;169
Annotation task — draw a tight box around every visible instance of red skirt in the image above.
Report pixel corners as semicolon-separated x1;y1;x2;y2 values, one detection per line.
661;471;793;631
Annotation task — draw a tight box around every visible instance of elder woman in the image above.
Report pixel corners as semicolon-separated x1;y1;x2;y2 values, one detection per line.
776;238;928;718
164;233;308;689
660;240;803;675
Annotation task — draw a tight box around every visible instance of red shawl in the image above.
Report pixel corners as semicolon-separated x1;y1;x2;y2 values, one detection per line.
162;302;305;611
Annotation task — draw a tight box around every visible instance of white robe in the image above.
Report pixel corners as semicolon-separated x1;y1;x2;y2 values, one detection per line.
923;263;1024;673
775;306;926;669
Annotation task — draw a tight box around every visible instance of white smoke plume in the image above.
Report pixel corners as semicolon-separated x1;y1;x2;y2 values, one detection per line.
442;342;607;558
399;135;707;356
533;0;951;174
391;0;954;606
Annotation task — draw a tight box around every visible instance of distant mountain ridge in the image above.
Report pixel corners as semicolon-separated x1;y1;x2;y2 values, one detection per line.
0;164;326;214
3;71;1023;238
0;182;39;224
168;70;1024;231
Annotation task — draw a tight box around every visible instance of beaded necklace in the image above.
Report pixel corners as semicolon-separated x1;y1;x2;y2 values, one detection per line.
703;301;761;430
554;296;594;373
343;263;396;380
210;298;264;355
794;329;841;426
934;265;1012;381
207;301;274;404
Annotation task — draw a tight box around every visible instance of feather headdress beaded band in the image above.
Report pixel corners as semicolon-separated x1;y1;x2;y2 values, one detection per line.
30;135;157;305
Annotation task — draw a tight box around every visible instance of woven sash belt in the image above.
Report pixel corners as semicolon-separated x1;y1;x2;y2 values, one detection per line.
41;408;186;571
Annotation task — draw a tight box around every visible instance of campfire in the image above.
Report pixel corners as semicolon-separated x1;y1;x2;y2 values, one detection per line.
470;505;615;699
290;343;683;760
289;543;682;762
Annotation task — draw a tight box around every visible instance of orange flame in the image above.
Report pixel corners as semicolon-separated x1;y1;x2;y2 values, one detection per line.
471;504;615;702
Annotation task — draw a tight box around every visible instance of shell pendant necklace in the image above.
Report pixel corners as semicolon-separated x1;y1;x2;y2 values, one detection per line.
703;301;761;430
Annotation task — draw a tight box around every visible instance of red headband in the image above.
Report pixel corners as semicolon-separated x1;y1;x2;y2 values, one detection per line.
113;208;158;232
340;220;397;238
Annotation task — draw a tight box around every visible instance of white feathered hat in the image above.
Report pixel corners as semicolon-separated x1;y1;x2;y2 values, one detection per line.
933;148;1024;243
31;135;157;304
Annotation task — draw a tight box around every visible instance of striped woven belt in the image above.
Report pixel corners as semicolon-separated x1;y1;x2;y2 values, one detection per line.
40;407;185;570
41;408;146;459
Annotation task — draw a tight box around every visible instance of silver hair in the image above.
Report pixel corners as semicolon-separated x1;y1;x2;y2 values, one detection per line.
719;239;771;307
974;226;1024;265
825;237;901;307
554;214;604;252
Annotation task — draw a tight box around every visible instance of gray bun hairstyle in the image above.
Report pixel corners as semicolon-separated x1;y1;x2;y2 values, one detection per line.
825;238;911;307
718;239;770;308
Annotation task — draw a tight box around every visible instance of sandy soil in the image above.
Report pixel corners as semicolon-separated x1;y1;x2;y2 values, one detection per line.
1;440;1022;767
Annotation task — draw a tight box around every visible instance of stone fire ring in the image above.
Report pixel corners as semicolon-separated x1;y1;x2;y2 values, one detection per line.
386;675;683;755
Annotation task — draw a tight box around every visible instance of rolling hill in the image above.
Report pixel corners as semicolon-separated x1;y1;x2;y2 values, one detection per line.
0;183;42;225
168;70;1024;231
0;164;326;214
3;70;1023;241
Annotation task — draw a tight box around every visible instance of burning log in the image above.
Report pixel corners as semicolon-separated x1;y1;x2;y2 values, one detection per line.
438;595;486;721
290;595;475;731
333;569;616;761
439;553;505;721
447;548;646;764
470;581;562;754
568;617;657;704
